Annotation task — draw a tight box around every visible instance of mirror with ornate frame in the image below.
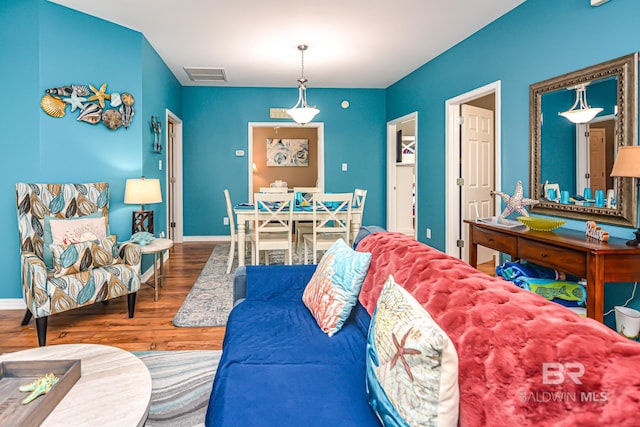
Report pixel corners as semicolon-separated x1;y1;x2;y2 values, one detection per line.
529;53;638;227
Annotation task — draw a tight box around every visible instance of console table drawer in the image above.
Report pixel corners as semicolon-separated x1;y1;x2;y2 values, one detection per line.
518;240;586;277
472;227;517;254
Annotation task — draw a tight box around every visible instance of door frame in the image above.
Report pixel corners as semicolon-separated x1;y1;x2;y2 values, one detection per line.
445;81;502;258
165;108;184;243
576;113;616;192
386;112;418;237
247;122;324;201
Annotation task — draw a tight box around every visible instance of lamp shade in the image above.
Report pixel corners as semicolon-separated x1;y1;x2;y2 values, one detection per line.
558;107;603;124
610;146;640;178
124;178;162;204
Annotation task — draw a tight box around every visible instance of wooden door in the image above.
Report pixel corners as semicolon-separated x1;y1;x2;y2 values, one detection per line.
589;128;606;192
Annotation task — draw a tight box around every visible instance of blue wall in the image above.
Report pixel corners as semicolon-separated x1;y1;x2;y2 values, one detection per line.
387;0;640;327
0;0;181;299
181;87;386;236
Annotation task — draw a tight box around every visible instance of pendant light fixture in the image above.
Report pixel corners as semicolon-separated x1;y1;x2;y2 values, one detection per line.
558;83;603;124
287;45;319;125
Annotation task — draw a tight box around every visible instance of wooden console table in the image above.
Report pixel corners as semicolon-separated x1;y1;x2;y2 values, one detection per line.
465;219;640;323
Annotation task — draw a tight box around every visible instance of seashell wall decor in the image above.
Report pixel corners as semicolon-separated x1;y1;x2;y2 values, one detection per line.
40;82;135;131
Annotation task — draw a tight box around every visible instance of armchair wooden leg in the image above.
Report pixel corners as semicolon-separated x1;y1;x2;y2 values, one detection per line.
128;292;137;318
21;309;33;326
35;316;47;347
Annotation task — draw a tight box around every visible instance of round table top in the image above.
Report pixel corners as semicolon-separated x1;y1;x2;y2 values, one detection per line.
0;344;151;427
138;237;174;253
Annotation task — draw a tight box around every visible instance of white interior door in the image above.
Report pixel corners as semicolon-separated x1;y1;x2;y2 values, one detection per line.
165;109;184;243
461;104;496;263
386;113;418;238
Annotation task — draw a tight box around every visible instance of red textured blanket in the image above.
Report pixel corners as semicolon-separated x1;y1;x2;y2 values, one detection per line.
357;232;640;427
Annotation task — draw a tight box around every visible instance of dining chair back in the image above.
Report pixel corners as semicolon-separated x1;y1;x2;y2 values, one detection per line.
251;192;295;265
292;187;322;252
352;188;368;244
303;192;353;264
224;189;247;274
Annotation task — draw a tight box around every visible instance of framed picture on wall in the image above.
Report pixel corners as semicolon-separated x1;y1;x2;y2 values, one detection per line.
266;139;309;167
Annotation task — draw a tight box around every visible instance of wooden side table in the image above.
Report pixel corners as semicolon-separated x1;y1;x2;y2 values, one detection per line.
139;238;174;301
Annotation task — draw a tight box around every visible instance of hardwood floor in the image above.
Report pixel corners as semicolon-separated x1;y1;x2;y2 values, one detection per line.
0;242;226;353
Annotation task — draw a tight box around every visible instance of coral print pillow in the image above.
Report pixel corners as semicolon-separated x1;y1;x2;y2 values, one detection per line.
302;238;372;337
49;216;107;245
366;276;459;427
51;235;119;278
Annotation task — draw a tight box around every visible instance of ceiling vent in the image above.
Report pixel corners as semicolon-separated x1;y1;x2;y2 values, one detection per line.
183;67;227;82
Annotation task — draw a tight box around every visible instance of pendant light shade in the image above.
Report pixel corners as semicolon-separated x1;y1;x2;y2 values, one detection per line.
558;84;603;124
287;45;319;125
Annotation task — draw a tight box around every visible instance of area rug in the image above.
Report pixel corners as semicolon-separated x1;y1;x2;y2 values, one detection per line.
135;350;222;427
173;243;299;328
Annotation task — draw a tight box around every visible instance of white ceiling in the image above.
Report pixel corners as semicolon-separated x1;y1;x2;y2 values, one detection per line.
50;0;524;88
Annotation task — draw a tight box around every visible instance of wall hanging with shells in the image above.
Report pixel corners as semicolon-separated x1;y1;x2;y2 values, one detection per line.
40;83;135;131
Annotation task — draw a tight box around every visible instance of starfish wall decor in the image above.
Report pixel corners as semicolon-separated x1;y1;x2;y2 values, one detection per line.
490;180;539;218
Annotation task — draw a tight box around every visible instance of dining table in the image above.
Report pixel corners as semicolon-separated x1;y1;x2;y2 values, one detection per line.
233;203;363;266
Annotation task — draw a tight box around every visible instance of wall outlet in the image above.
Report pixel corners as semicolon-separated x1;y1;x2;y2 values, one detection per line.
342;163;348;171
158;159;163;170
159;231;165;238
426;228;431;239
223;217;229;225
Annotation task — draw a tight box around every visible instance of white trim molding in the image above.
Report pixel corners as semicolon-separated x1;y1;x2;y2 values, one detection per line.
0;299;27;310
445;80;502;258
183;235;231;242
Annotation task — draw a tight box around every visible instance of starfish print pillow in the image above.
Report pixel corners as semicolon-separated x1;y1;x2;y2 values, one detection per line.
366;275;459;427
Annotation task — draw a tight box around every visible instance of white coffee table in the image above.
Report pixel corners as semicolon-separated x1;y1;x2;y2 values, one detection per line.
139;238;174;300
0;344;152;427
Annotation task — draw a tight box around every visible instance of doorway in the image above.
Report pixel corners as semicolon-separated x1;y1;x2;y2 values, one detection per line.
165;109;184;243
248;122;324;201
386;112;418;238
445;81;501;263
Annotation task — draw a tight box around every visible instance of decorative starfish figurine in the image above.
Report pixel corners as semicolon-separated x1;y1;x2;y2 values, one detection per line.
19;373;59;404
390;330;421;381
63;90;87;112
491;180;539;218
88;83;111;108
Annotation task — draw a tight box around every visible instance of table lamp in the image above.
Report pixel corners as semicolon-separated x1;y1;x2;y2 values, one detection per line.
124;177;162;234
610;146;640;246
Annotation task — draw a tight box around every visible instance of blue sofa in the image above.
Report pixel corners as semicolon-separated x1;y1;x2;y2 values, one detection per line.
204;264;381;426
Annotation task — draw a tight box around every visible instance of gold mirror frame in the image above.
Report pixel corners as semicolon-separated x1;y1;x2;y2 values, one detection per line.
529;53;638;227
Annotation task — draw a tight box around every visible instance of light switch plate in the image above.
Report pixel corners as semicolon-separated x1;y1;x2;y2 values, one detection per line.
342;163;348;171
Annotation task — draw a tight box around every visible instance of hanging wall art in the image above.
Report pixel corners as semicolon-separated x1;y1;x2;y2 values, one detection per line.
40;83;135;131
266;138;309;167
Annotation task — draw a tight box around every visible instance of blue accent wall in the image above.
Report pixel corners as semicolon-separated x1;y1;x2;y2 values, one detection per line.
387;0;640;327
1;0;180;298
181;87;386;236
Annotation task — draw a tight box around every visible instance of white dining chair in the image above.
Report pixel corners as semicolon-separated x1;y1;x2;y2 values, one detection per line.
352;188;368;244
251;192;295;265
292;187;322;252
303;193;353;264
224;189;251;274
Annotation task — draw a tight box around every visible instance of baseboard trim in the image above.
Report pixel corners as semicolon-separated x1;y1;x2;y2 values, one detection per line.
0;299;27;310
183;235;231;242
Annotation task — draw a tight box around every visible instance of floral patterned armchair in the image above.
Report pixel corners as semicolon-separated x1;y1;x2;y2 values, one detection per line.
16;182;141;346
